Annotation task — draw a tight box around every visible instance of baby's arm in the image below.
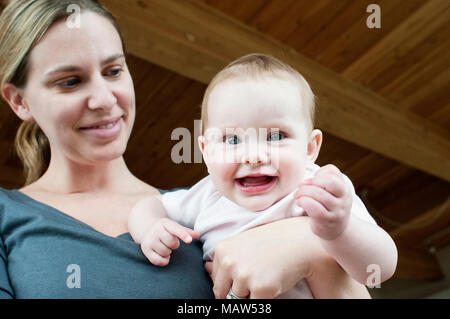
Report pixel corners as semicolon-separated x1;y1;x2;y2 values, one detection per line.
129;195;198;266
306;245;371;299
319;214;397;285
295;164;397;285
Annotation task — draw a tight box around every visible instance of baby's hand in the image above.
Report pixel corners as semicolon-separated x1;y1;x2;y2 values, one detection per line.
140;217;199;266
294;164;352;240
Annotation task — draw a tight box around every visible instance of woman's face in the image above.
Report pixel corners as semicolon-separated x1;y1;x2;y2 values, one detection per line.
21;11;135;165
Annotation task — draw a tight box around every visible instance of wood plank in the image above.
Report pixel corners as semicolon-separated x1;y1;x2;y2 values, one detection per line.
343;153;397;188
227;0;269;23
362;164;414;198
390;199;450;248
394;246;444;280
265;1;328;42
142;81;205;173
284;0;352;53
317;0;425;73
300;0;369;60
103;0;450;182
368;177;450;232
316;131;370;173
370;21;450;100
247;0;297;34
128;74;195;177
425;227;450;250
379;34;450;106
428;102;450;130
342;0;450;85
410;81;450;119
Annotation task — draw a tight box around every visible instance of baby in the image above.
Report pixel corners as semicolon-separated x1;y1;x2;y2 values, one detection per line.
129;54;397;298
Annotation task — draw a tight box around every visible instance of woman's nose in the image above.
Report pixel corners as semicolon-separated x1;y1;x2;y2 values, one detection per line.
87;75;117;111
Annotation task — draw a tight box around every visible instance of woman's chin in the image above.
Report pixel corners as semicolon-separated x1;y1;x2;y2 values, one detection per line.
78;145;127;165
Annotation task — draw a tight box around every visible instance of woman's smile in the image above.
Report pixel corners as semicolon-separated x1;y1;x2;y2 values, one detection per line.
79;115;123;139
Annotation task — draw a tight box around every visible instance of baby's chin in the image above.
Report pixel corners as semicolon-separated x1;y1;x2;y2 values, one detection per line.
234;196;281;212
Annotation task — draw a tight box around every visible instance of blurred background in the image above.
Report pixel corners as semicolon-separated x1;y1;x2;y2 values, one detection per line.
0;0;449;298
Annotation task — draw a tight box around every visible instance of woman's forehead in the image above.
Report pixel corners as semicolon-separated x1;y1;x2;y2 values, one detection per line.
28;11;123;73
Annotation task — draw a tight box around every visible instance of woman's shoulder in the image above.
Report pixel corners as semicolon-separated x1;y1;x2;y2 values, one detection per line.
0;186;20;203
128;177;161;196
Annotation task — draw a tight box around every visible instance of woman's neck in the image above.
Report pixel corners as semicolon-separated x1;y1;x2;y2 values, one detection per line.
29;155;139;195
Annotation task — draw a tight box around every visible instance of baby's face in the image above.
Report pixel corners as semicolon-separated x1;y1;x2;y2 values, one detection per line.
200;77;320;211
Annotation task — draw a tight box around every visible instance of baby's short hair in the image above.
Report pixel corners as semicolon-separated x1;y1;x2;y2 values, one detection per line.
200;53;316;133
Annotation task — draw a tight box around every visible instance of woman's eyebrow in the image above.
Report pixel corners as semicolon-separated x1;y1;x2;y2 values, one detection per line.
102;53;125;65
44;53;125;76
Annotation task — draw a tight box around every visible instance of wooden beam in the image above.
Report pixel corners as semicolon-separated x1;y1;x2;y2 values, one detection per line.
389;200;450;280
103;0;450;182
390;199;450;248
342;0;450;84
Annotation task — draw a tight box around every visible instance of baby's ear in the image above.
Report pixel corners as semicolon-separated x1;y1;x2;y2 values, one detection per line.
307;129;322;164
198;135;207;160
1;83;34;121
197;135;212;174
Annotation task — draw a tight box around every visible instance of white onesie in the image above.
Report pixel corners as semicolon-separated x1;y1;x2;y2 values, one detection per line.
161;164;376;298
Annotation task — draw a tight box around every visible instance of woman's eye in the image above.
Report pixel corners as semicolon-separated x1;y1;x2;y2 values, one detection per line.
268;132;284;141
107;67;122;77
224;135;240;145
56;78;80;89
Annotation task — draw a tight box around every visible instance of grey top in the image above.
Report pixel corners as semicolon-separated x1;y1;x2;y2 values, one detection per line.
0;187;214;298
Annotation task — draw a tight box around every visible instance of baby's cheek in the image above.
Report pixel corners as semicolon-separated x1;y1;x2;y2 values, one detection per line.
208;162;238;187
278;152;307;187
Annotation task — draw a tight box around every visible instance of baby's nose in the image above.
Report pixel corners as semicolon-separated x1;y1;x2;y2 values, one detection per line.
240;147;270;165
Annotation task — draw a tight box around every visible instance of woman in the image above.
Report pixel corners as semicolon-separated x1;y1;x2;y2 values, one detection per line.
0;0;369;298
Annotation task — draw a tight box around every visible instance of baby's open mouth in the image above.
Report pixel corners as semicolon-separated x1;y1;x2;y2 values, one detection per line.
236;175;277;193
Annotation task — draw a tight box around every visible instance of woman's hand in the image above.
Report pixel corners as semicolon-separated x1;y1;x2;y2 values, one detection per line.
206;216;370;299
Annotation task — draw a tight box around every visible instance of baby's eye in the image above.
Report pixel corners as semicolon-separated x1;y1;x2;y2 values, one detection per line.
268;132;284;141
224;135;241;145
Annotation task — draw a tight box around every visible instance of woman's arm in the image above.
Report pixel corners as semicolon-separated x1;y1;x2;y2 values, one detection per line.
209;216;370;299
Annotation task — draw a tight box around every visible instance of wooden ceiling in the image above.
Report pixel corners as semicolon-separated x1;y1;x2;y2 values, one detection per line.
0;0;449;282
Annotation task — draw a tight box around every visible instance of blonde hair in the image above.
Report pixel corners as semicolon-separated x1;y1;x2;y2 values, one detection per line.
201;53;316;133
0;0;124;185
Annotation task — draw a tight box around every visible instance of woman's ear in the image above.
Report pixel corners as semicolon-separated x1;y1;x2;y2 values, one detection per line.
307;129;323;164
1;83;34;121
